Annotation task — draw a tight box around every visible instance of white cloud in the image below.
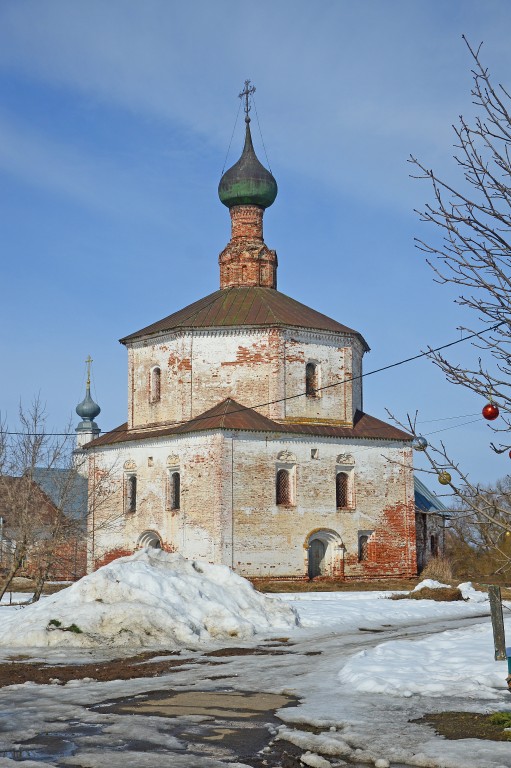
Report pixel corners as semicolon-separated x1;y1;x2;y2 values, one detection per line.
0;0;509;210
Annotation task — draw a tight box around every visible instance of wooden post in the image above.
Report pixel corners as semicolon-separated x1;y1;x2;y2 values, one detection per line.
489;585;507;661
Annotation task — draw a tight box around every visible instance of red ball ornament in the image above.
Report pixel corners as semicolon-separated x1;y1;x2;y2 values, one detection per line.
508;450;511;460
482;402;499;421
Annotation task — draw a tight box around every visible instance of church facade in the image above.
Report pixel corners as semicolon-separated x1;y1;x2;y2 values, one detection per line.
83;95;417;580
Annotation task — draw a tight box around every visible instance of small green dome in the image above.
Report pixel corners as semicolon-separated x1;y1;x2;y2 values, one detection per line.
219;120;278;209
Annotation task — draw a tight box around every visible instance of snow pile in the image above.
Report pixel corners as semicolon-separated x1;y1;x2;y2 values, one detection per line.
0;549;299;649
412;578;450;591
411;579;489;602
458;581;489;603
338;620;509;699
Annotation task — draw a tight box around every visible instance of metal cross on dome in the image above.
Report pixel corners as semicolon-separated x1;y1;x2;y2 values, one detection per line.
239;79;256;122
85;355;93;386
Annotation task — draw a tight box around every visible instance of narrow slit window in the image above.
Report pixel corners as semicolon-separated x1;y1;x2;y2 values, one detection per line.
150;367;161;403
358;534;369;562
336;472;349;508
126;475;137;513
306;363;319;398
276;469;291;505
170;471;180;510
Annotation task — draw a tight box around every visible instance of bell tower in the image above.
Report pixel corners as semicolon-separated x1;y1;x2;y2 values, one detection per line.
218;80;278;289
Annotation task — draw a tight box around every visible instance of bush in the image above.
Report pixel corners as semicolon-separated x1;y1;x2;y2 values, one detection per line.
420;556;453;583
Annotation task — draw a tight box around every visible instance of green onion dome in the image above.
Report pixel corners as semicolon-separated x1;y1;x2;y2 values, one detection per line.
219;120;278;209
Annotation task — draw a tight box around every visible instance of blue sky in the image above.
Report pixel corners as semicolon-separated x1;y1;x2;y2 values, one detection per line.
1;0;510;487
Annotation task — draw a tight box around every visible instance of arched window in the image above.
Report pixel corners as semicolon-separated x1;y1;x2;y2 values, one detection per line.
358;534;369;562
306;362;319;398
336;472;349;508
126;475;137;514
170;471;180;510
150;367;161;403
276;469;291;505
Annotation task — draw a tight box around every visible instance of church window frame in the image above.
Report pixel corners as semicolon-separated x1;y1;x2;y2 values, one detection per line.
125;473;137;514
166;468;181;511
335;465;355;510
276;465;296;507
336;472;349;509
358;530;373;562
149;366;161;404
305;362;321;398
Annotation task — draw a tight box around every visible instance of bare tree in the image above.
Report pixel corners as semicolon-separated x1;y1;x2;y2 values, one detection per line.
0;399;79;601
410;37;511;427
402;38;511;561
445;476;511;576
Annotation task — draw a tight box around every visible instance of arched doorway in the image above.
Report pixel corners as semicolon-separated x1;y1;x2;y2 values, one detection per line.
308;539;326;578
305;529;344;579
137;530;163;549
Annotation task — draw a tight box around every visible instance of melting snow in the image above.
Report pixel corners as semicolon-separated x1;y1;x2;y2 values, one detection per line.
0;549;299;649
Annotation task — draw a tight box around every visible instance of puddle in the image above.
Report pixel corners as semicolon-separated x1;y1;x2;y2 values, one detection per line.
0;736;77;762
2;689;297;764
114;689;291;718
95;687;297;761
0;723;101;763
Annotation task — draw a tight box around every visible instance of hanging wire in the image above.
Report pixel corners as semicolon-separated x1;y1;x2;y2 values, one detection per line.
221;97;242;175
252;95;273;173
417;412;480;423
90;361;100;405
425;418;482;436
79;361;86;394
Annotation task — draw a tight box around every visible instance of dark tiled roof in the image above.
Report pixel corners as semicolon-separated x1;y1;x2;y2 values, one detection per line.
120;287;369;349
85;398;411;449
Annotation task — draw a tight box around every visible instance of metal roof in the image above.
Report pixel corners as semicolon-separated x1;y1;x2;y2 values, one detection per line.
414;475;449;514
120;287;369;349
85;398;411;449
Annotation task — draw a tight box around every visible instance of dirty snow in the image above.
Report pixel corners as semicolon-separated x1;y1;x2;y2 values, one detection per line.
1;565;510;768
0;549;299;648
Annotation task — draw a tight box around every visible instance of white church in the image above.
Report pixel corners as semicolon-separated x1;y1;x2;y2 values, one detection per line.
77;87;421;580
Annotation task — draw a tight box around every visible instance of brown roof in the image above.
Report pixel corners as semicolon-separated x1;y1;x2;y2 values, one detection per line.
85;398;411;449
119;287;369;349
0;475;59;522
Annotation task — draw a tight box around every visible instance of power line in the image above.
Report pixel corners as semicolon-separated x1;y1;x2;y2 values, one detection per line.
425;418;482;436
3;320;503;438
418;412;480;423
